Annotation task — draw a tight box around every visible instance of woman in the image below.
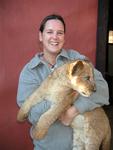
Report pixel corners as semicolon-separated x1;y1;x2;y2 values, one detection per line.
17;14;109;150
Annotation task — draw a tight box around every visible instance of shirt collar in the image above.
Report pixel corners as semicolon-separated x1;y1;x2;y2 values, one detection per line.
29;52;43;69
29;49;69;69
59;48;69;59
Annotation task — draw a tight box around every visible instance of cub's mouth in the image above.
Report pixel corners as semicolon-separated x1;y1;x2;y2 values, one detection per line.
81;91;92;97
80;87;96;97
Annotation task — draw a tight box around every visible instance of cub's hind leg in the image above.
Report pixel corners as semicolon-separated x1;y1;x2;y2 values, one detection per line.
101;124;111;150
72;115;85;150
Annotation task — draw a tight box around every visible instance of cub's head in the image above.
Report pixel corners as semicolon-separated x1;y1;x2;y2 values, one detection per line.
68;59;96;97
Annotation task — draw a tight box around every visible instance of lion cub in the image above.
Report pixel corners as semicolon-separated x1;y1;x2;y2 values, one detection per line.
17;59;111;150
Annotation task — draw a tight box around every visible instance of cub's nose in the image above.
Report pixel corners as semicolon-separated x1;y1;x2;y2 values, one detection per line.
93;88;96;92
93;85;96;92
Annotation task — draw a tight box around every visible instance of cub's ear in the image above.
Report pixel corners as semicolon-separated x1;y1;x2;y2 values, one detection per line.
71;61;84;76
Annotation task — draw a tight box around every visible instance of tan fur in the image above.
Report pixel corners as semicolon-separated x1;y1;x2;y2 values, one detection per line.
17;60;111;150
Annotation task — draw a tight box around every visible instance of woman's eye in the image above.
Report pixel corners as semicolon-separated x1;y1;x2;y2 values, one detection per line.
46;30;64;36
47;31;53;34
57;32;64;35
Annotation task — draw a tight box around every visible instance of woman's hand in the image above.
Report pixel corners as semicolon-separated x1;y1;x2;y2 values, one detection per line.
59;105;79;126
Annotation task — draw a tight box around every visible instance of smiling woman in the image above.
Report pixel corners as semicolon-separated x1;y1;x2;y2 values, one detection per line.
39;18;65;65
17;14;109;150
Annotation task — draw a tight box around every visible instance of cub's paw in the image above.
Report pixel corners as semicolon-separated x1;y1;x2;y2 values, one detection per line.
17;109;28;122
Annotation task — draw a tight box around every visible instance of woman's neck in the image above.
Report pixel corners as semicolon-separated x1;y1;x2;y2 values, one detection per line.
43;51;58;66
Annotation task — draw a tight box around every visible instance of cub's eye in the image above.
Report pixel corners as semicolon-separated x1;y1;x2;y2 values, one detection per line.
83;76;90;80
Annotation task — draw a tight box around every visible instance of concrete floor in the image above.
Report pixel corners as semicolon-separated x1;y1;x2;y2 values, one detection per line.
104;105;113;150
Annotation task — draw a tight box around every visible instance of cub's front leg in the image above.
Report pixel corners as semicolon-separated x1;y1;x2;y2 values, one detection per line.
32;103;65;140
17;87;46;122
32;92;77;139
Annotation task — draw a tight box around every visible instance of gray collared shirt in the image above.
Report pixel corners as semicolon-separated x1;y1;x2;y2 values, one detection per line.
17;49;109;150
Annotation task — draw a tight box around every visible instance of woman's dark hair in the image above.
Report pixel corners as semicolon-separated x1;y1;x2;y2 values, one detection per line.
39;14;66;33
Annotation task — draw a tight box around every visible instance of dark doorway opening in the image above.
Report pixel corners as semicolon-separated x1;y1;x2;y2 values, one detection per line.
96;0;113;105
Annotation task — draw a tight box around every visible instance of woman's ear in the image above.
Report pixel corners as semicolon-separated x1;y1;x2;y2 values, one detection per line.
39;31;42;42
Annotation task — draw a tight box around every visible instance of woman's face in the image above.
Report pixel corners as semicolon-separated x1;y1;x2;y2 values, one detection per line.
39;19;65;55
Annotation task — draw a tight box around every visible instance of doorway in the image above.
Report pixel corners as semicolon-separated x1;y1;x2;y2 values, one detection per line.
96;0;113;104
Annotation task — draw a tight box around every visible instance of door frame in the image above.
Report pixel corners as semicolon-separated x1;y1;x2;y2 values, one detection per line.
96;0;109;77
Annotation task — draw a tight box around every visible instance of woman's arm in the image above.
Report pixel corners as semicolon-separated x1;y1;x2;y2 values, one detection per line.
74;68;109;113
59;68;109;125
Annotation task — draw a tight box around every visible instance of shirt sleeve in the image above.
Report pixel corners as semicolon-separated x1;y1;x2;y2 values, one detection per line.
17;65;39;107
74;68;109;113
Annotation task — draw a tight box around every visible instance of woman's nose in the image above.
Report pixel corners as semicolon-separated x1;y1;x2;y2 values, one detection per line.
52;32;58;39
